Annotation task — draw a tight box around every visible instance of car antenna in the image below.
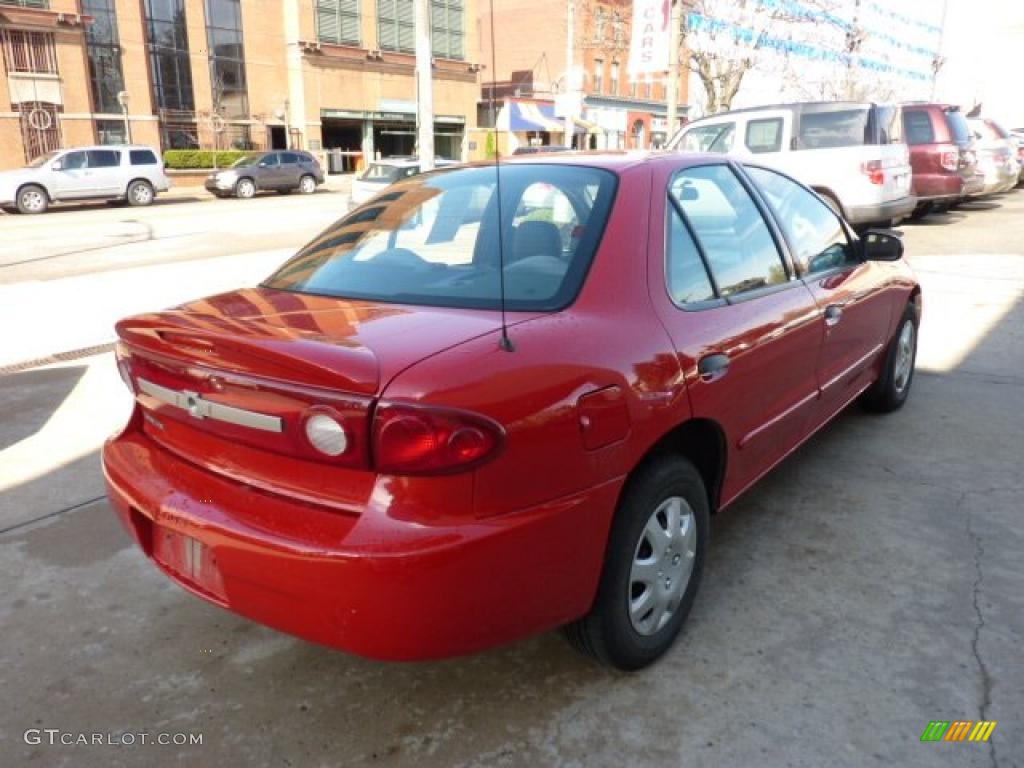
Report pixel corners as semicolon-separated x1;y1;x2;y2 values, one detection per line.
488;0;515;352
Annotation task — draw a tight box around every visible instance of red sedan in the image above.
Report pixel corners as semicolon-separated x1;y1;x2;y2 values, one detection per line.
103;153;921;670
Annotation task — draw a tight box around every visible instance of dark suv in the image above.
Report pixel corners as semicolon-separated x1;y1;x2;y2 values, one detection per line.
902;104;982;215
205;150;325;199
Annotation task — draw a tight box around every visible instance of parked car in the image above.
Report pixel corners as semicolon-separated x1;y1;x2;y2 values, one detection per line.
901;103;983;215
668;101;916;228
205;150;324;198
513;145;572;155
105;153;920;670
0;145;169;214
968;118;1020;195
350;157;458;207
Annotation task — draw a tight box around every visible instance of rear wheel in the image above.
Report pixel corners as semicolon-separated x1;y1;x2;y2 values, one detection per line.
562;455;709;670
298;174;316;194
126;180;154;206
235;178;256;199
16;184;48;214
862;303;918;412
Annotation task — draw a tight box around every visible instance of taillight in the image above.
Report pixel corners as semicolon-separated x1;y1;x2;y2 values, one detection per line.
1017;147;1024;162
115;345;136;393
861;160;885;185
372;402;504;475
962;150;976;167
939;150;959;172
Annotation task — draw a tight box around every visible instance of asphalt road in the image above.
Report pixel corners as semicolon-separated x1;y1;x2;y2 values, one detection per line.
0;192;1022;767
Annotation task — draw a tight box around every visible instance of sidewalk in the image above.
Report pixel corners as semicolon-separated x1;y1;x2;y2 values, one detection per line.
161;172;354;202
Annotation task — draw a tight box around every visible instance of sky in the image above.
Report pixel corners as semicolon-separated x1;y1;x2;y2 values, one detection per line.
940;0;1024;125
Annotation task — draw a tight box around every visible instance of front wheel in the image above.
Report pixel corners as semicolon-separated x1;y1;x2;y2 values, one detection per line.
862;303;918;412
126;180;154;206
298;174;316;194
562;455;709;670
235;178;256;199
17;184;48;214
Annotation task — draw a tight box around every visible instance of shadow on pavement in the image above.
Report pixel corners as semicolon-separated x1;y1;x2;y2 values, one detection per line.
0;365;86;451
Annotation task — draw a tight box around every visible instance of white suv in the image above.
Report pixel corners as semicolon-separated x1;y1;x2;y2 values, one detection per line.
0;145;171;214
668;102;916;227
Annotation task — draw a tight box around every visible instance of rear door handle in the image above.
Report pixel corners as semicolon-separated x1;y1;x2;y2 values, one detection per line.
824;304;843;326
698;353;730;382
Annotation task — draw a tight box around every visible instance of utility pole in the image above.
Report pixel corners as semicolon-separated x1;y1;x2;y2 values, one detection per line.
665;0;681;137
564;0;575;148
415;0;435;170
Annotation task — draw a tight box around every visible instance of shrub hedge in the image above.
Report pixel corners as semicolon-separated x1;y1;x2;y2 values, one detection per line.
163;150;251;169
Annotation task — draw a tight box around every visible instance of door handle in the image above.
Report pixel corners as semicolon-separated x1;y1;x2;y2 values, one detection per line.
697;353;730;382
824;304;843;327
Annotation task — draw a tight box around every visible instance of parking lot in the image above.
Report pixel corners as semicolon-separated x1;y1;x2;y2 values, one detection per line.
1;190;1022;767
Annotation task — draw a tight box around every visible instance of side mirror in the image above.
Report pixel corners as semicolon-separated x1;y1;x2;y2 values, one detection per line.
863;229;904;261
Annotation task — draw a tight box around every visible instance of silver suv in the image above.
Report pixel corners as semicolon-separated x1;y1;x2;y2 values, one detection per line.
0;145;171;214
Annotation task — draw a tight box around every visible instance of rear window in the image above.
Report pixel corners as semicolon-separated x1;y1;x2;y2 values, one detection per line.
264;165;618;311
944;110;972;144
130;149;158;165
904;111;936;145
798;109;870;149
361;164;405;182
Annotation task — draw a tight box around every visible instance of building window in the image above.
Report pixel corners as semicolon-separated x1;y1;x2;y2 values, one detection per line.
17;102;62;161
144;0;197;148
643;78;651;99
593;58;603;95
377;0;464;60
316;0;360;45
610;61;619;96
206;0;249;122
95;118;127;144
1;30;58;74
83;0;125;114
431;0;464;60
0;0;50;8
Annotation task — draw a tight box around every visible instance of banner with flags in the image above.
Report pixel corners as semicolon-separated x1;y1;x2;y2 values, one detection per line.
628;0;671;76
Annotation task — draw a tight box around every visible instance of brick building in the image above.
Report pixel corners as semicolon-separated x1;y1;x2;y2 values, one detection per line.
479;0;687;150
0;0;480;170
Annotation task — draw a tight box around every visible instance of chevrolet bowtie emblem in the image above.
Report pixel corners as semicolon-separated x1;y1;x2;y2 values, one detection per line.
183;391;205;419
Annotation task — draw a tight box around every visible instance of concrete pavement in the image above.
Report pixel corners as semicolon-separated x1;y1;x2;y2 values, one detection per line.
0;191;1021;767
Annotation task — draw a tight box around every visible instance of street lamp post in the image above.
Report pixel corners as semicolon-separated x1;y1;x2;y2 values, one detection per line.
117;90;132;144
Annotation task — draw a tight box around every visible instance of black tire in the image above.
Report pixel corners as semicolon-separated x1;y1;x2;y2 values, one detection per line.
908;202;933;221
562;455;710;670
235;177;256;199
1;204;19;214
861;302;919;413
16;184;48;214
126;180;155;206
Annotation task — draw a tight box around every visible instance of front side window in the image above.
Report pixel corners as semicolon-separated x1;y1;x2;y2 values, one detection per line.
260;153;280;167
682;123;735;154
745;118;783;154
669;164;787;297
746;166;854;275
264;165;618;311
62;151;88;170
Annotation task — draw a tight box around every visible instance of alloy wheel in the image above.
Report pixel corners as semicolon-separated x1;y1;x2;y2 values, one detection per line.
237;179;255;199
893;320;915;393
20;188;46;212
299;175;316;194
628;496;697;636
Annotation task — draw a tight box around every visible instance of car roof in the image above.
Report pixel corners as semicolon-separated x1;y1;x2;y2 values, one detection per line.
58;145;160;152
462;150;726;174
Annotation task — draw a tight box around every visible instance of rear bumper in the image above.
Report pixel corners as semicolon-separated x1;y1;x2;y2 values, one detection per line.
102;423;617;660
845;195;917;225
912;173;967;203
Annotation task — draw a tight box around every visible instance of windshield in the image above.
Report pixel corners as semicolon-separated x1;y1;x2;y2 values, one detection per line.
361;164;407;182
231;154;260;167
28;151;60;168
264;164;618;311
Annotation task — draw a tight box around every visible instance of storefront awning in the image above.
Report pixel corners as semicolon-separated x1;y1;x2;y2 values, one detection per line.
506;102;565;133
569;116;602;135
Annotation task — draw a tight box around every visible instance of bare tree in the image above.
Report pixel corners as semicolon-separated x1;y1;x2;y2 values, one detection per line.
681;0;844;114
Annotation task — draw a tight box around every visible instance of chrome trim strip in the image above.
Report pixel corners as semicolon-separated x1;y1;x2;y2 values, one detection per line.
137;377;283;433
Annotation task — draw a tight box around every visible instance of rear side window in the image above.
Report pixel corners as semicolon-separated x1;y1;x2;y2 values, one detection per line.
746;167;855;275
945;110;972;144
682;123;736;154
669;164;788;298
903;111;935;145
282;152;299;164
666;204;716;306
298;152;315;164
798;109;869;149
873;106;903;144
264;165;618;312
745;118;783;153
130;149;158;165
88;149;120;168
362;164;403;182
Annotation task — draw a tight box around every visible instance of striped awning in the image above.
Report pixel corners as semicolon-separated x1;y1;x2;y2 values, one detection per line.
569;115;603;135
507;102;566;133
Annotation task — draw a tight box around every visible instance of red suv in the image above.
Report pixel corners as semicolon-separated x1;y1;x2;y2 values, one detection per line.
104;154;921;669
902;103;982;215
